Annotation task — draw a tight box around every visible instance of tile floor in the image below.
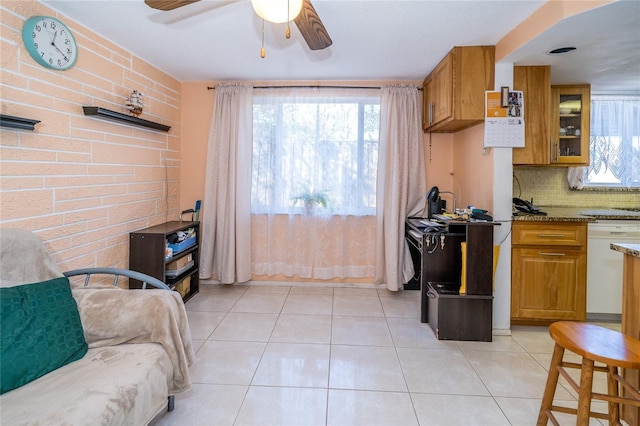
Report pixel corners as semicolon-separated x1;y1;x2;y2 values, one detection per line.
151;284;624;426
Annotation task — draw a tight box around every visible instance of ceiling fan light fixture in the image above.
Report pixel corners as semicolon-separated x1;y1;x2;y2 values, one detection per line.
251;0;303;23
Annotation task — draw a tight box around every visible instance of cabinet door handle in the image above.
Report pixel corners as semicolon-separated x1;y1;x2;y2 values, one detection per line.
551;137;558;163
539;252;566;256
537;233;566;238
429;102;434;125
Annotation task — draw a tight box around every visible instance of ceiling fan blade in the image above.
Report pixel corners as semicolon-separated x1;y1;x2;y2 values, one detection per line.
294;0;332;51
144;0;201;11
148;1;239;25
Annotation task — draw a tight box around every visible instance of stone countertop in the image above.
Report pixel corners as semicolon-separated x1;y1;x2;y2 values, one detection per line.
513;207;595;222
611;243;640;258
513;206;640;222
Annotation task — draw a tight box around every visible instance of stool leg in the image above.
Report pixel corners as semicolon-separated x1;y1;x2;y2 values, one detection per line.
606;365;619;425
577;357;595;426
537;343;565;426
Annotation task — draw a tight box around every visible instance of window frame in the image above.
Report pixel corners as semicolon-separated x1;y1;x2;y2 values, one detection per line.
251;92;381;215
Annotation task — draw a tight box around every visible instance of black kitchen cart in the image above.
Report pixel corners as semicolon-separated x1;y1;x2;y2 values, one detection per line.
405;218;497;341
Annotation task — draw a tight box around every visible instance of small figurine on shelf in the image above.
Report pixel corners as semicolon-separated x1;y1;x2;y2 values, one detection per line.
125;90;143;116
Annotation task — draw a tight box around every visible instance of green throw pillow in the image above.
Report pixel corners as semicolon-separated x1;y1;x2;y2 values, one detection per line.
1;277;88;394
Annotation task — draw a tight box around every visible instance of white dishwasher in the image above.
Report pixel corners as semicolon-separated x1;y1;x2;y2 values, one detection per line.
587;220;640;318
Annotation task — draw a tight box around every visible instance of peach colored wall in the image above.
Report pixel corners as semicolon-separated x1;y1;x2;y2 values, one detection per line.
0;1;182;273
423;133;454;194
421;125;494;214
452;124;494;211
180;82;214;212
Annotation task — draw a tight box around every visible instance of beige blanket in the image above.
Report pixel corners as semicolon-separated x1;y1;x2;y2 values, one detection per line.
0;228;64;288
72;287;195;394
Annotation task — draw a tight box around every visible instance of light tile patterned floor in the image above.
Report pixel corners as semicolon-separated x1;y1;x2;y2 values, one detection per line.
151;284;622;426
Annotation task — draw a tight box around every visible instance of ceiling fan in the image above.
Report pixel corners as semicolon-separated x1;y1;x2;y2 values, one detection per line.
144;0;333;51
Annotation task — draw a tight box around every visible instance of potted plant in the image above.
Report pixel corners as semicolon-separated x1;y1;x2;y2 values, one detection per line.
292;188;329;214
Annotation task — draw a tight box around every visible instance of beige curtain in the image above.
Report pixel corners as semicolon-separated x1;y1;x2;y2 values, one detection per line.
200;83;253;284
375;84;426;291
251;214;376;279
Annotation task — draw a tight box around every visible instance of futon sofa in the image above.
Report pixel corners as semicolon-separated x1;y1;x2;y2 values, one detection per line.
0;228;195;425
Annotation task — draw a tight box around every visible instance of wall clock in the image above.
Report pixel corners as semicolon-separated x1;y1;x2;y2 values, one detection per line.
22;16;77;71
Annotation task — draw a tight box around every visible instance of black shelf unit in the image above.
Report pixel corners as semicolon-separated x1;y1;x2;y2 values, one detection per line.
129;221;199;302
82;106;171;132
0;114;41;130
405;218;497;341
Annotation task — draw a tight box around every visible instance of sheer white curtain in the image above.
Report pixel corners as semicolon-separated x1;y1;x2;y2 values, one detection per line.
200;83;253;284
584;95;640;187
251;87;379;280
375;84;426;291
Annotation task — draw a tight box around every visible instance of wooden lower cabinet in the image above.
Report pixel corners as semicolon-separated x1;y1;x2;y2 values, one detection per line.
511;222;587;324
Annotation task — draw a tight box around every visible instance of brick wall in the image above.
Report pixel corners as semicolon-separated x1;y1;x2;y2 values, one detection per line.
1;1;182;273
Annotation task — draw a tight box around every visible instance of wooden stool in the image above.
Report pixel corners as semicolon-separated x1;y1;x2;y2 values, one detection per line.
537;322;640;426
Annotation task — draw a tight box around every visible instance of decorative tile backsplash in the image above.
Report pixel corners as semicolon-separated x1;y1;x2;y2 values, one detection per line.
513;167;640;209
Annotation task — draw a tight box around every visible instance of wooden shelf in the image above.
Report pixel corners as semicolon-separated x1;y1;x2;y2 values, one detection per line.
0;114;40;131
82;106;171;132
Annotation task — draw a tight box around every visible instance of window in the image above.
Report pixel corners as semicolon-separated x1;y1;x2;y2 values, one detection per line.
584;95;640;188
251;88;381;215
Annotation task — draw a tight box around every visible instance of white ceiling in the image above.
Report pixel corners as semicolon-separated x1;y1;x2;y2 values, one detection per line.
42;0;640;93
502;0;640;94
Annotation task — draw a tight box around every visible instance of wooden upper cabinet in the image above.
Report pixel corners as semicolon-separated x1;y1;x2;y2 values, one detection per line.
512;66;591;166
422;46;495;133
422;77;433;130
512;66;551;165
430;55;453;126
551;85;591;166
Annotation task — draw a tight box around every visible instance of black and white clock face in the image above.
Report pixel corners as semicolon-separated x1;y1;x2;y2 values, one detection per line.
22;16;78;71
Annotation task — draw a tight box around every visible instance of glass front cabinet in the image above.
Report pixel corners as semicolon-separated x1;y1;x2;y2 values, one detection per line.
551;84;590;165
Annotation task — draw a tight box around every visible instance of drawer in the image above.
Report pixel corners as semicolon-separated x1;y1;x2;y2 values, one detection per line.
512;222;586;247
426;282;493;341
